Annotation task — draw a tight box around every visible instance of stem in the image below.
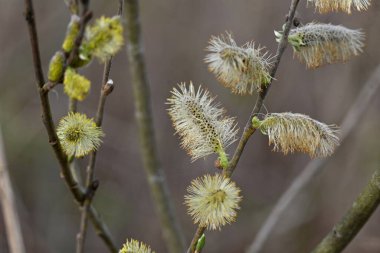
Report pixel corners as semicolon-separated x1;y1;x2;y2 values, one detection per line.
69;98;78;113
125;1;186;252
76;59;114;253
0;128;26;253
186;226;206;253
76;1;123;251
24;1;117;251
311;167;380;253
246;64;380;253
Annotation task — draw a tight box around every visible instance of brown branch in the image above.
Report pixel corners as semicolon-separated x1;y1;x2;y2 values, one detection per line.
125;1;186;252
23;0;117;252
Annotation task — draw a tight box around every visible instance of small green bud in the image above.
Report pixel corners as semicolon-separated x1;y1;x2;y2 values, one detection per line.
195;234;206;253
218;149;229;169
252;116;262;129
48;51;65;82
62;15;81;53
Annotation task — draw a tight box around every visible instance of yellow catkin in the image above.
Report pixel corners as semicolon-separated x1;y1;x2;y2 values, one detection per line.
185;174;242;230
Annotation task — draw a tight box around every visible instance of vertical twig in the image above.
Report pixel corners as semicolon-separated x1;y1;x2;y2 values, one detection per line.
246;64;380;253
76;44;115;253
311;166;380;253
76;1;123;252
0;127;26;253
23;0;117;251
124;1;186;252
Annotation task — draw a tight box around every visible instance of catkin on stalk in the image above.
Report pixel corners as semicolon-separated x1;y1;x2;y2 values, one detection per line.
167;82;237;161
57;112;104;157
253;113;339;157
205;32;272;95
277;23;364;68
185;174;242;230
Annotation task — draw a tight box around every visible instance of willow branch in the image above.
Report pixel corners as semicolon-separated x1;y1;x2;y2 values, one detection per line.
246;65;380;253
125;1;186;252
187;1;301;252
223;0;301;178
24;0;117;251
0;127;26;253
76;31;118;253
311;166;380;253
187;2;302;251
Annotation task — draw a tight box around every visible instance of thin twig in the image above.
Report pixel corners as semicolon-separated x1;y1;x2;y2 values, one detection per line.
23;0;117;251
76;38;116;253
187;1;301;252
124;1;186;252
246;65;380;253
76;1;124;252
311;165;380;253
0;127;26;253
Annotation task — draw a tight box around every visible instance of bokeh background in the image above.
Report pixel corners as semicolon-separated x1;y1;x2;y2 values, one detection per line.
1;0;380;252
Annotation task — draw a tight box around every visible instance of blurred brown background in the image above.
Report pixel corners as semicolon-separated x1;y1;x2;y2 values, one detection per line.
0;0;380;252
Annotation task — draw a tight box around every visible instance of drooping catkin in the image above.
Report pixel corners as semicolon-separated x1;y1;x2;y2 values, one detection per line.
280;23;364;68
307;0;371;14
253;113;339;158
167;82;237;161
205;32;272;95
185;174;242;230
